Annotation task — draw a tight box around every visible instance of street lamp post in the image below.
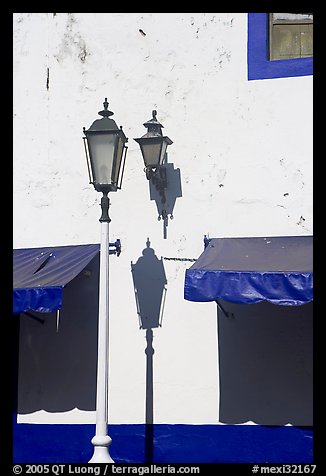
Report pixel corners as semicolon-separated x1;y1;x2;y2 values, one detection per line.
83;98;128;463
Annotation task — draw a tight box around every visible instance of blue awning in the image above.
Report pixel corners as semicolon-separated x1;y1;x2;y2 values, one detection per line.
184;236;313;306
13;244;100;314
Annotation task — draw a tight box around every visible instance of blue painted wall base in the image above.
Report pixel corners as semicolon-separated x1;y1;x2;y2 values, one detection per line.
13;422;313;463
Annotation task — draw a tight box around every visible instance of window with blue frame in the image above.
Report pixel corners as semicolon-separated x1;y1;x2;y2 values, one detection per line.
248;13;313;80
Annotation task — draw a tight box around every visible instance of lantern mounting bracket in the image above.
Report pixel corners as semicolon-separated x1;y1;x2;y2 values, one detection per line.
146;166;168;218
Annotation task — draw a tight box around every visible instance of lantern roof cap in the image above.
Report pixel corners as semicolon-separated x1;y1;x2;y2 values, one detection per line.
143;110;164;130
86;116;119;132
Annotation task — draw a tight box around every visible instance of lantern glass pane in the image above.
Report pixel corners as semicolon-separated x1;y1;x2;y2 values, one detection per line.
141;142;162;167
159;141;168;165
112;136;125;186
87;133;116;184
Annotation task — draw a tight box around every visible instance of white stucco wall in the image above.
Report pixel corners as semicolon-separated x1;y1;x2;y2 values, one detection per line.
13;13;313;425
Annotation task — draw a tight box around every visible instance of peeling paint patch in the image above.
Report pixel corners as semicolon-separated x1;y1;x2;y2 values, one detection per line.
54;13;90;64
78;44;88;62
216;48;231;67
221;16;234;27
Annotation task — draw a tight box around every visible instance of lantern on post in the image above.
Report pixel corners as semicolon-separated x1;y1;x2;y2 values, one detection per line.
82;98;128;464
83;97;128;194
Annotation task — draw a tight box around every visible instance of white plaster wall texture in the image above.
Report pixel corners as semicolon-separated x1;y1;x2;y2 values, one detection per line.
13;13;313;425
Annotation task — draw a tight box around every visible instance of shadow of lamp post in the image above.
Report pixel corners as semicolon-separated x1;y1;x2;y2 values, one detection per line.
131;238;167;462
82;98;128;463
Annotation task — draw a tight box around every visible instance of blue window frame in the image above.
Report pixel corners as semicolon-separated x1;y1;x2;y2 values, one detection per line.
248;13;313;80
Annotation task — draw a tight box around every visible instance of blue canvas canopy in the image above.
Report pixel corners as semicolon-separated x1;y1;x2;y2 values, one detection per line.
184;236;313;306
13;244;100;314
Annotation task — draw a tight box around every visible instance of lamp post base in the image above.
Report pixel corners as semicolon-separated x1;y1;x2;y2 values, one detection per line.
89;435;114;463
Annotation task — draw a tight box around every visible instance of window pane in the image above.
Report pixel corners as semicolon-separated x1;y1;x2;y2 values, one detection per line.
301;24;313;56
272;24;301;60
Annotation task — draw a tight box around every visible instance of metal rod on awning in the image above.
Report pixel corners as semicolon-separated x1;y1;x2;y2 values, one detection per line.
56;309;60;332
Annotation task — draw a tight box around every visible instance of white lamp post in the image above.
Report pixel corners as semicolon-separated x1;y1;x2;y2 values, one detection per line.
83;98;128;463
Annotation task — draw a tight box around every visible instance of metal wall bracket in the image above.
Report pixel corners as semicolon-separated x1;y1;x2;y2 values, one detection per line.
109;239;121;256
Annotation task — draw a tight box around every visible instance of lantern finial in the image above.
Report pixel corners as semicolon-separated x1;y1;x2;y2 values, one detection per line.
98;97;114;118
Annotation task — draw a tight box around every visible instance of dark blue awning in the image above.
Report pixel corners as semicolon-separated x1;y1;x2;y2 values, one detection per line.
184;236;313;306
13;244;100;314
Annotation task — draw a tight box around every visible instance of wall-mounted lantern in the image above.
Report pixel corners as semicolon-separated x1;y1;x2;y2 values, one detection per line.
134;110;173;219
134;110;172;179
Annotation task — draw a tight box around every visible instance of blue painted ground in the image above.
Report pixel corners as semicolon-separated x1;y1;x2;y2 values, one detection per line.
13;422;313;463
